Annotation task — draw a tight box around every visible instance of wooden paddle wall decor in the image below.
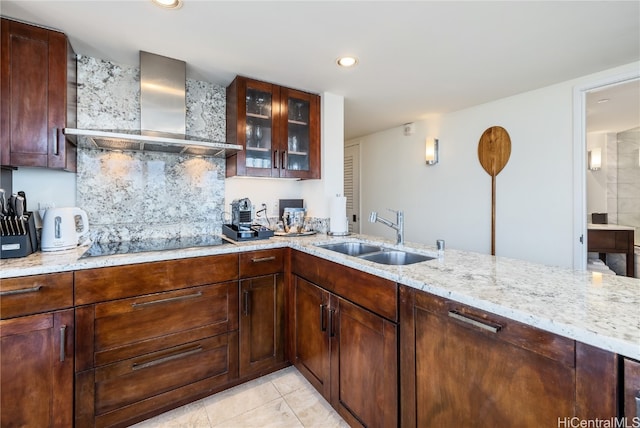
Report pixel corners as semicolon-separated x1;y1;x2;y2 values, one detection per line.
477;126;511;256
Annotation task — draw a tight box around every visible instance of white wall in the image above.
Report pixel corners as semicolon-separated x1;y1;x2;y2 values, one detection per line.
225;92;344;220
355;62;640;268
12;167;77;210
586;132;613;218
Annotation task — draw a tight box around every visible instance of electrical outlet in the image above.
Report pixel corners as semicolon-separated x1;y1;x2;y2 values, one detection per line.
38;201;56;211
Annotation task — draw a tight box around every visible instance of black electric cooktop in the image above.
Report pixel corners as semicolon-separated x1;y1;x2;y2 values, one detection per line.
80;235;228;258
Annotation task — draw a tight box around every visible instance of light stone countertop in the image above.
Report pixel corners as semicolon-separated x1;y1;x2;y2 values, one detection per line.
587;223;636;231
1;234;639;360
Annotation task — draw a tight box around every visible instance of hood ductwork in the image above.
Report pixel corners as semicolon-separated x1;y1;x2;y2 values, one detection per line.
65;51;241;157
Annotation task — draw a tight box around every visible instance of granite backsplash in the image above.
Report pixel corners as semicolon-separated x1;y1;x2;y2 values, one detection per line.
76;55;227;242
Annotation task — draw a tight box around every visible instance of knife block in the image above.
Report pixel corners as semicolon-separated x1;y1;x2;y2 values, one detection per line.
0;212;38;259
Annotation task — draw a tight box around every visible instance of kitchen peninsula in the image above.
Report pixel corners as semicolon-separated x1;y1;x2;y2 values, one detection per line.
1;233;639;426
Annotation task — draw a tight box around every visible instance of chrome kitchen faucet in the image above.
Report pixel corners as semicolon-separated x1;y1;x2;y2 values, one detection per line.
369;209;404;245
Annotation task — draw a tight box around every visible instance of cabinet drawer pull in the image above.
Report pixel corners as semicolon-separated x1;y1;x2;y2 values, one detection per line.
251;256;276;263
131;291;203;308
132;346;203;371
320;304;327;332
448;310;502;334
59;325;67;362
0;285;42;296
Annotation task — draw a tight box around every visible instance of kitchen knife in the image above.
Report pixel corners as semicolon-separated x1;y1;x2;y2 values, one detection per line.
17;191;27;213
0;188;6;216
15;196;25;234
7;194;16;216
7;195;19;235
6;215;14;235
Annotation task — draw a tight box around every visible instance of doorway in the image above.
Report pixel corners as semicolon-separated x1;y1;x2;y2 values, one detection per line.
573;72;640;272
344;142;361;233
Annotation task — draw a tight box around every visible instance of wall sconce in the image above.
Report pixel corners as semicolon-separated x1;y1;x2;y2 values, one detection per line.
425;138;439;165
588;148;601;171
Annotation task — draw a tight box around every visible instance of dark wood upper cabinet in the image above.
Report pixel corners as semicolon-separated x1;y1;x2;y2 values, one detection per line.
1;18;77;171
226;76;320;179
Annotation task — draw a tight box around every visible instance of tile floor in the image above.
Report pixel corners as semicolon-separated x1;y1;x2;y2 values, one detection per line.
131;366;349;427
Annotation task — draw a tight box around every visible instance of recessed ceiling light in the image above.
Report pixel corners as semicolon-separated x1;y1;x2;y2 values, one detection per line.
336;56;358;68
152;0;183;9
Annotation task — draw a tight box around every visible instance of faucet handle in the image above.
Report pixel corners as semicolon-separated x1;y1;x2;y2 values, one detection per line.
369;211;378;223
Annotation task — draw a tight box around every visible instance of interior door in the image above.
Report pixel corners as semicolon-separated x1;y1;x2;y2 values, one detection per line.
344;143;361;233
575;73;640;271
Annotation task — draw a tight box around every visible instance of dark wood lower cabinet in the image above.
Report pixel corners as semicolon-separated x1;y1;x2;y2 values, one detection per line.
76;332;238;428
292;275;398;428
74;255;241;428
292;276;331;397
0;309;74;428
624;358;640;419
400;285;619;427
239;273;285;377
4;250;633;428
331;296;397;428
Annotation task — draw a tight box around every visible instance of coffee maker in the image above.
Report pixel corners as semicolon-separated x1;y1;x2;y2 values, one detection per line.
223;198;274;241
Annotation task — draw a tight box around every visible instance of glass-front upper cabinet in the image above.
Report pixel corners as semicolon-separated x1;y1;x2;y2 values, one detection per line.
226;76;320;179
245;86;274;171
226;77;279;178
280;88;320;179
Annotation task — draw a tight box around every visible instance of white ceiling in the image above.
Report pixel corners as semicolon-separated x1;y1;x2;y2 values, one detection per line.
586;79;640;134
2;1;639;140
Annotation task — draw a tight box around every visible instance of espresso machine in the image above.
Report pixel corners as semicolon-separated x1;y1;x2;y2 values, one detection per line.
223;198;274;241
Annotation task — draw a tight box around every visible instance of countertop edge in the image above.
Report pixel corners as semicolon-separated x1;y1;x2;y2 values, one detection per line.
2;234;639;361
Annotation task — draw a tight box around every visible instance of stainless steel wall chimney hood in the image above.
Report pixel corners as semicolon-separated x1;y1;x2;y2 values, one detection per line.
65;51;241;157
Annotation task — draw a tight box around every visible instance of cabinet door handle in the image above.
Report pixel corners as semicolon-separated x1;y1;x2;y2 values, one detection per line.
448;310;502;333
52;128;59;155
635;392;640;418
329;308;336;337
273;150;279;169
0;285;42;296
131;291;203;308
59;325;67;362
243;290;251;316
319;304;327;332
251;256;276;263
132;346;203;371
281;151;287;170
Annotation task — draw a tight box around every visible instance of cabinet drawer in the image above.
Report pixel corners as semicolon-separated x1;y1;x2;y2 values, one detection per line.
94;333;236;416
75;254;238;305
0;272;73;319
239;249;284;278
91;282;238;366
413;290;575;366
292;250;398;322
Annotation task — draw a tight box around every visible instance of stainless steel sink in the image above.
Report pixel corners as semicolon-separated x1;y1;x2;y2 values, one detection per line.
316;242;434;265
316;242;382;256
358;249;434;265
